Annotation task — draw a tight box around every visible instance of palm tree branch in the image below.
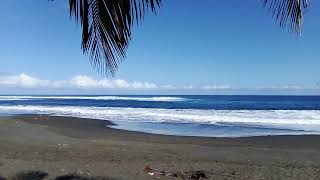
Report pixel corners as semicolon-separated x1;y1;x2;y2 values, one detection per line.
69;0;161;76
262;0;310;34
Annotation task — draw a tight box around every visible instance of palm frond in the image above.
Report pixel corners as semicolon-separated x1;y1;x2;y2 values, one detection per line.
69;0;161;76
262;0;310;34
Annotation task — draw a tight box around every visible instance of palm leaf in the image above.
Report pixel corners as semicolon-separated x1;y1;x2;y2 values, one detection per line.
262;0;310;34
69;0;161;76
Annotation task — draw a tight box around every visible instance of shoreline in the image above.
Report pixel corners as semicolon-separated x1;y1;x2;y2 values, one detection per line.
2;113;317;138
1;115;320;179
22;114;320;136
9;114;320;143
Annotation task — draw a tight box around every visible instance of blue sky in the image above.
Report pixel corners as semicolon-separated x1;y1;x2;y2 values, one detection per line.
0;0;320;95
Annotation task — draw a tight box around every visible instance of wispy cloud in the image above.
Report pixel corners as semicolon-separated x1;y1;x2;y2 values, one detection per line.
255;85;302;90
1;74;316;93
69;75;159;89
201;85;231;90
0;74;50;88
0;74;234;91
183;85;193;90
0;74;180;90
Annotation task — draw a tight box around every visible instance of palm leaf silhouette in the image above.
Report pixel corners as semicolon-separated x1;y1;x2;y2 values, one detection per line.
68;0;311;75
262;0;310;34
69;0;161;76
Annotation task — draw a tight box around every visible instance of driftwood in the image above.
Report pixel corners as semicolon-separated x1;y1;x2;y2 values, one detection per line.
144;165;239;180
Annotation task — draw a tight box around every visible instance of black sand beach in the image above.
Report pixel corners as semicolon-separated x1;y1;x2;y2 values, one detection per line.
0;115;320;179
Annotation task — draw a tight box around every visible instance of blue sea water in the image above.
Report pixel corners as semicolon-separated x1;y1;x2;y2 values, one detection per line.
0;95;320;137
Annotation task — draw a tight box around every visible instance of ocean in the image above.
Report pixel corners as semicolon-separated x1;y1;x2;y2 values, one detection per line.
0;95;320;137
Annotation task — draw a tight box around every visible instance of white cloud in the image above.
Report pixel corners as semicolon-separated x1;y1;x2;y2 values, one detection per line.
255;85;302;90
0;74;165;90
183;85;193;90
0;73;50;88
201;85;231;90
2;74;311;93
160;84;177;90
0;74;232;91
69;75;159;89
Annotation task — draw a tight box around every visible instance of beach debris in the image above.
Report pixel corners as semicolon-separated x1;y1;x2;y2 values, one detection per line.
77;170;92;178
144;165;207;179
144;165;240;179
58;144;69;147
170;170;207;180
144;165;165;177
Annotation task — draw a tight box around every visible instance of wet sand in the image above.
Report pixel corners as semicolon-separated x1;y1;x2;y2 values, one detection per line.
0;115;320;179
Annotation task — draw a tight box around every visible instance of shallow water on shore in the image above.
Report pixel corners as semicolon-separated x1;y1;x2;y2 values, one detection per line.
111;121;316;137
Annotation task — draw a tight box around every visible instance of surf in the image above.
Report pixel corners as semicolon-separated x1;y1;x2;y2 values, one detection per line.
1;105;320;133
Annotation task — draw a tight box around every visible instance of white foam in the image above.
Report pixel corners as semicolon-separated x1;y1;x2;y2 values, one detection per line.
0;105;320;132
0;96;186;102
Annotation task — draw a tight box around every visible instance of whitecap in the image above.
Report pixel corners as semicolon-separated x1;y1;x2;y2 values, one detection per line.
0;105;320;133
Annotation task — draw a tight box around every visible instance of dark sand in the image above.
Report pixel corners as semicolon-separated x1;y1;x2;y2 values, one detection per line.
0;115;320;179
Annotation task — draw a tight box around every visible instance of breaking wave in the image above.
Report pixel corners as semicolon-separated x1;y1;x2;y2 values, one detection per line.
0;105;320;133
